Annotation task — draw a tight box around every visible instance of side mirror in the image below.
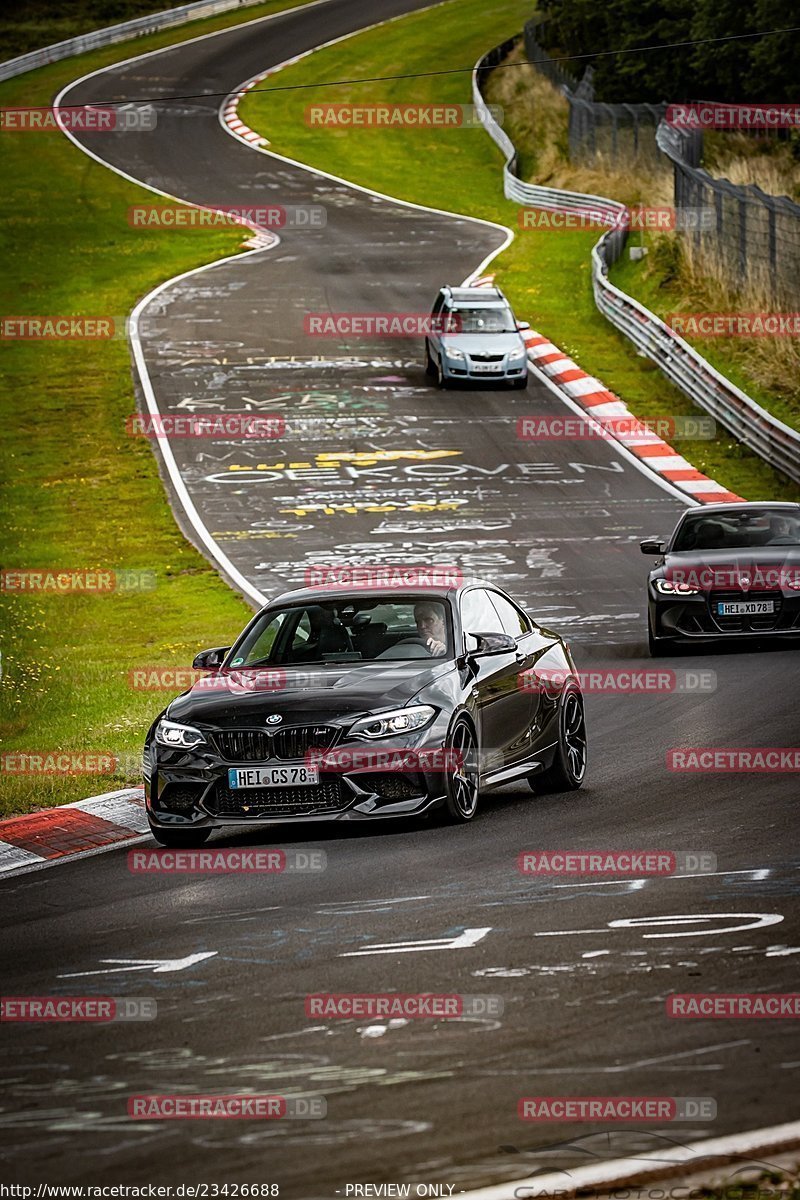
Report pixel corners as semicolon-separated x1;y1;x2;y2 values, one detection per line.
640;538;667;555
468;632;517;656
517;321;531;331
192;646;230;671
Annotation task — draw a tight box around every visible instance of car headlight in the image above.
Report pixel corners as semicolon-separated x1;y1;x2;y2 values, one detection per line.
347;705;437;740
443;346;465;361
508;346;527;361
155;719;206;749
654;578;700;596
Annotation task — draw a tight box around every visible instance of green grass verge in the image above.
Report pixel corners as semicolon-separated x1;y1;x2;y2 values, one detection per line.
0;0;322;817
490;48;800;444
240;4;800;505
611;249;800;434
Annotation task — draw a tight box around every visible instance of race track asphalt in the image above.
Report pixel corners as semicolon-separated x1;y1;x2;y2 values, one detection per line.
2;1;798;1191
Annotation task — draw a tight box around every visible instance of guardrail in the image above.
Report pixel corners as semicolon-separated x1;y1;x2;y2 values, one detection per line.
472;41;800;486
0;0;269;82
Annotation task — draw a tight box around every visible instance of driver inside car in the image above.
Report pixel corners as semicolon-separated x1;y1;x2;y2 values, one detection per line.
414;602;448;657
768;515;798;542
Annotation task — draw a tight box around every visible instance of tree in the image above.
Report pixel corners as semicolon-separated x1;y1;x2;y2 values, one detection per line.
746;0;800;101
533;0;797;103
689;0;756;100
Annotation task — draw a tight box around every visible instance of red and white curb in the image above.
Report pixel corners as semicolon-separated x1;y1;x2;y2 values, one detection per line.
221;77;270;148
220;59;318;252
0;788;148;876
221;49;312;150
473;274;743;505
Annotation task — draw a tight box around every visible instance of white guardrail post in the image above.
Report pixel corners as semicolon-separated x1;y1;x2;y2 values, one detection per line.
472;41;800;486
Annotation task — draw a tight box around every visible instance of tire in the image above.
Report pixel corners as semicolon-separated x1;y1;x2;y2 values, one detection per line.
424;343;436;377
148;822;211;847
435;355;449;389
530;688;587;793
441;717;480;823
648;614;672;657
511;375;528;389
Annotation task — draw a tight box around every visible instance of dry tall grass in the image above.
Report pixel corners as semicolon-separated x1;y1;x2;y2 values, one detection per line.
706;132;800;202
486;44;800;418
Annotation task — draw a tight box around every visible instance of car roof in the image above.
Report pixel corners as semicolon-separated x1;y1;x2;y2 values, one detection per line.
678;502;800;518
443;286;505;303
260;578;509;609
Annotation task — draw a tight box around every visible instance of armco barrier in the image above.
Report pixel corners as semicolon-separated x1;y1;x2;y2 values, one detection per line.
0;0;270;82
473;41;800;486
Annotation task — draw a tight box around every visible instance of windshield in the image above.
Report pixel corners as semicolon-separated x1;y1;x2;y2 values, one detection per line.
228;597;454;666
446;305;517;334
672;508;800;552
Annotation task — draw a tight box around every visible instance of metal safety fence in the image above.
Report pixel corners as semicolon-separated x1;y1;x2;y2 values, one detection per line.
473;42;800;486
523;18;800;306
0;0;268;82
523;22;667;168
657;123;800;307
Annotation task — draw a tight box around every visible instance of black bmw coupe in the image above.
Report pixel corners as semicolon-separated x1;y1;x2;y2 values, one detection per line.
643;502;800;654
143;580;587;845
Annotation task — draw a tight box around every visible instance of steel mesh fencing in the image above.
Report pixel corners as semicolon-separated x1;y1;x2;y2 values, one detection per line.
473;40;800;485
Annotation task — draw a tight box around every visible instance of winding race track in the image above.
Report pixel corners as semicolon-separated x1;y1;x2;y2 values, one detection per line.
2;0;798;1190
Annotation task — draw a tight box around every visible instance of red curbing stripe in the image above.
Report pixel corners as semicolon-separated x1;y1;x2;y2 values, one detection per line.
550;367;587;384
660;468;708;481
462;274;743;504
603;418;660;439
536;351;569;366
0;807;141;860
698;489;742;502
635;442;680;458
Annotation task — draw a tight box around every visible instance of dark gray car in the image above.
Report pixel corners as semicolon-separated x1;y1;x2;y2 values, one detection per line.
143;580;586;845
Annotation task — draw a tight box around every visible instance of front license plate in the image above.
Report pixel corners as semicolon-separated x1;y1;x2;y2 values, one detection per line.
227;764;319;789
717;600;775;615
471;362;502;373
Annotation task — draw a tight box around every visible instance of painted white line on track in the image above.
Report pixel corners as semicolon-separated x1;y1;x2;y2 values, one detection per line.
0;788;148;879
54;0;501;611
218;27;705;512
0;832;152;880
528;360;699;508
341;927;492;956
18;0;507;871
37;10;800;1184
216;4;513;285
459;1119;800;1199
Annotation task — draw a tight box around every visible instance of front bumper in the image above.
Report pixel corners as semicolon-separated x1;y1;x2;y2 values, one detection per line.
144;728;452;829
650;588;800;641
442;355;527;382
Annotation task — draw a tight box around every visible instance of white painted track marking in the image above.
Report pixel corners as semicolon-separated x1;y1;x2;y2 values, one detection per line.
341;927;492;957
